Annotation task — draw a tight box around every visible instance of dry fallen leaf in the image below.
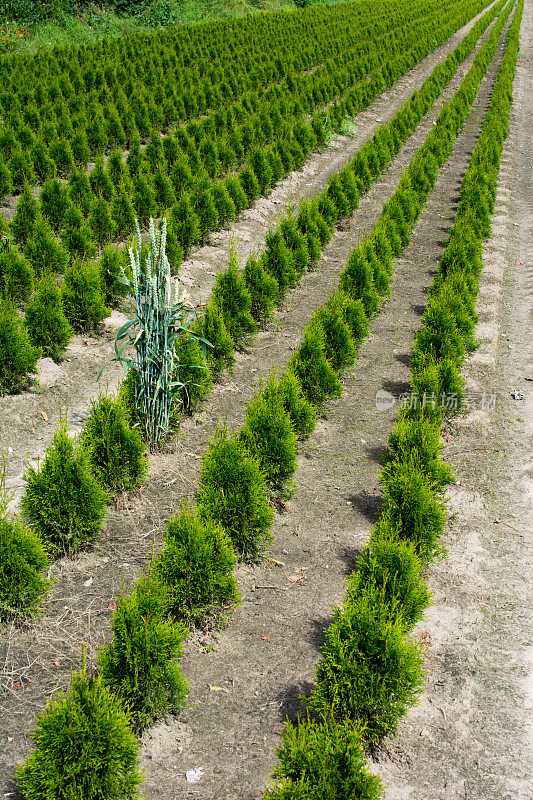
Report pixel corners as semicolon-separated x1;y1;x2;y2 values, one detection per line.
107;601;117;611
209;685;229;693
83;577;93;588
7;736;14;742
287;574;304;582
12;681;22;691
40;411;48;422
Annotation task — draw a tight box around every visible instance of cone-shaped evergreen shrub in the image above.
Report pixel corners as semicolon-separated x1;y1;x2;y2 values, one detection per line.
372;224;394;276
240;384;298;497
61;260;109;333
97;575;188;732
0;156;13;200
11;184;40;247
308;591;424;743
194;189;219;243
225;176;248;215
89;197;116;250
413;302;466;366
330;291;369;346
61;204;95;260
327;175;350;218
0;299;40;395
212;249;256;347
239;164;261;205
25;277;72;362
89;158;114;202
339;249;380;317
0;250;34;306
263;231;298;298
311;303;357;373
279;216;309;277
21;417;107;555
133;174;157;228
0;498;49;620
212;182;236;227
376;458;446;563
99;246;128;308
196;426;274;561
265;716;382;800
174;336;213;414
68;170;93;217
364;239;390;296
111;189;136;239
249;148;273;194
289;323;342;406
152;504;239;624
198;298;235;379
16;665;142;800
347;539;431;631
81;392;148;495
25;218;70;278
278;369;316;439
243;253;279;324
40;178;69;233
170;194;201;256
387;412;453;487
317;193;338;229
71;131;91;170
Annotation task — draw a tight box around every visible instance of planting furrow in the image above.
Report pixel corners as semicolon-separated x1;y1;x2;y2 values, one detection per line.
0;0;502;503
0;3;516;792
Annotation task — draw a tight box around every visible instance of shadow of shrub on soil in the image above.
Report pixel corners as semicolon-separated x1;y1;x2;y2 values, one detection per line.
275;680;315;723
346;490;383;524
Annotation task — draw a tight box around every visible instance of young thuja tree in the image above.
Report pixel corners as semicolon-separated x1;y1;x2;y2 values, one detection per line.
110;218;205;446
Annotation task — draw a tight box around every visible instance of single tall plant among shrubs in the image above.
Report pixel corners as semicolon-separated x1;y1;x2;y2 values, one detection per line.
111;218;203;446
16;662;142;800
21;416;107;555
152;504;239;624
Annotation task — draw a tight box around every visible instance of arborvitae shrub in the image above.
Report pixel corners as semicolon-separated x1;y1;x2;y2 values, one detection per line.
327;175;350;218
68;170;93;217
110;189;136;239
308;591;424;743
352;153;373;191
239;164;261;205
16;665;142;800
61;260;109;333
0;250;34;306
174;336;213;413
268;147;285;183
376;458;446;563
71;131;91;170
369;226;394;276
339;249;380;317
198;298;235;379
436;358;465;409
170;194;201;256
97;575;188;732
0;156;13;200
0;299;40;395
61;204;95;260
212;183;236;227
265;716;382;800
311;303;357;372
194;189;219;243
25;277;71;362
387;412;453;487
196;426;274;561
152;504;239;624
382;216;403;257
263;231;298;298
89;197;116;250
347;539;431;631
9;148;35;192
212;251;257;347
0;513;49;621
133;174;157;228
317;193;338;229
25;217;70;278
225;176;248;215
364;239;389;296
89;157;114;201
249;148;273;194
40;178;69;232
81;392;148;495
240;384;298;497
277;369;316;439
330;291;369;346
99;246;128;308
11;184;40;247
243;253;279;324
340;168;360;213
49;139;75;177
289;323;342;406
279;216;309;277
21;417;107;555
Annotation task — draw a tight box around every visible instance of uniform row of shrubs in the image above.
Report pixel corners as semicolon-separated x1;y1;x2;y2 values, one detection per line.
4;4;516;795
262;3;522;796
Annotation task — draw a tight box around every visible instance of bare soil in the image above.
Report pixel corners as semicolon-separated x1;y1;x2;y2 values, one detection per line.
1;4;531;800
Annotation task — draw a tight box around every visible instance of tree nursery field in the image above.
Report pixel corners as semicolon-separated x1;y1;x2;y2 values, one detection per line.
0;0;531;798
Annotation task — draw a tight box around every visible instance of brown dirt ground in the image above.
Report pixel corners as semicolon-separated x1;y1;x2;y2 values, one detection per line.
1;4;531;799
